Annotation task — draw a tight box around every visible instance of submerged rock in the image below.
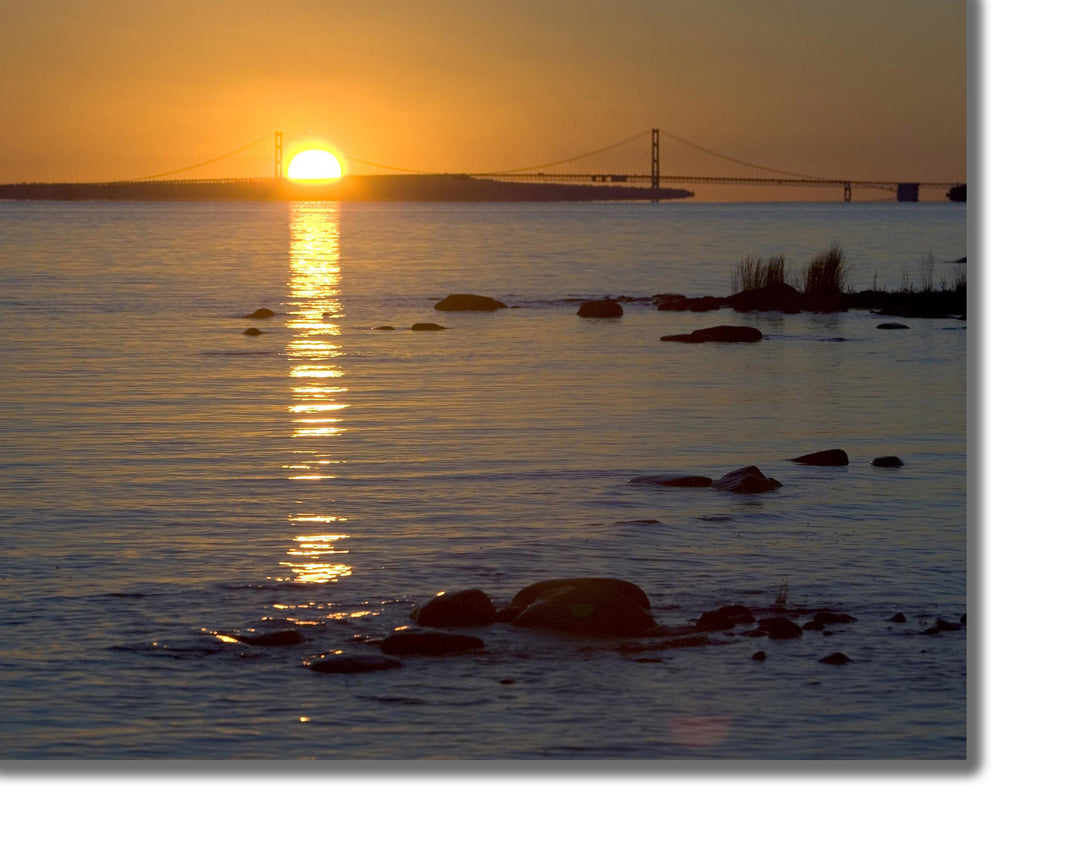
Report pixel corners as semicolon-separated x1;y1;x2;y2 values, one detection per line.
629;474;713;488
242;327;264;336
243;308;275;319
380;628;485;656
411;322;446;331
233;629;304;646
577;298;623;318
435;293;507;311
712;465;783;493
307;654;402;674
661;325;763;343
872;456;904;467
877;322;909;330
791;449;849;466
506;577;655;638
819;652;851;665
372;325;395;331
411;588;497;627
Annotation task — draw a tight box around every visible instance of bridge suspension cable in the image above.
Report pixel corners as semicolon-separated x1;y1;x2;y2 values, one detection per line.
658;130;826;180
488;130;651;174
121;132;276;182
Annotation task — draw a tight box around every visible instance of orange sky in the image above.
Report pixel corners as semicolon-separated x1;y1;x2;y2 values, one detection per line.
0;0;965;197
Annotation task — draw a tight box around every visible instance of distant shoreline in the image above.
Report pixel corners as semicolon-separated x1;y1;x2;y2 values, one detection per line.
0;174;693;203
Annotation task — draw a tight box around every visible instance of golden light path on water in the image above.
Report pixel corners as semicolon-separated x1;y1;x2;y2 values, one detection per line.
280;201;351;583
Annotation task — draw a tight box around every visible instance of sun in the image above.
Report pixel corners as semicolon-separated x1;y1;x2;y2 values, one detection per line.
287;149;344;181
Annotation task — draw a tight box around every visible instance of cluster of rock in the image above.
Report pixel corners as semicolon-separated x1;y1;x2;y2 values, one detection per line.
627;449;903;496
213;570;964;676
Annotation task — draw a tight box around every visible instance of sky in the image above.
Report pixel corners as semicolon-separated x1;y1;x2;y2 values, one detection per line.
0;0;965;196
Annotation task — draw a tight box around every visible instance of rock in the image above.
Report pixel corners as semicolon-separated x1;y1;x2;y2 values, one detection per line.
577;298;623;318
922;617;963;636
661;325;763;343
756;616;803;639
727;281;803;313
656;295;728;312
790;449;849;466
872;456;904;467
434;294;507;311
629;474;713;488
696;604;755;631
410;588;497;627
308;654;402;673
712;465;783;493
508;577;652;612
234;629;304;646
752;650;767;661
242;327;263;336
819;652;850;665
877;322;909;329
243;308;275;319
615;634;710;653
889;612;907;623
380;628;485;656
411;323;446;331
372;325;395;330
507;578;655;637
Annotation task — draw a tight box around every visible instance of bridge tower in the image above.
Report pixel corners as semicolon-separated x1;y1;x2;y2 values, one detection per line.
274;131;283;179
650;128;660;202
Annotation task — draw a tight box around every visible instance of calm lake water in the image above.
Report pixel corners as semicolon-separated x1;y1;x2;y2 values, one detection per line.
0;200;966;759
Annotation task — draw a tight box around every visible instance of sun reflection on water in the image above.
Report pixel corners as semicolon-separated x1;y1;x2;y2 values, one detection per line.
279;201;351;584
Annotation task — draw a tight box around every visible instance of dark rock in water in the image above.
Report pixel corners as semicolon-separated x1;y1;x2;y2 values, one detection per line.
629;473;713;488
411;322;446;331
509;577;652;612
411;588;497;627
877;322;909;330
819;652;850;665
791;449;849;466
727;281;803;314
615;634;710;654
234;629;304;646
380;628;485;656
656;295;728;312
308;654;402;674
960;613;966;625
661;325;763;343
243;308;275;319
507;577;655;637
889;612;907;623
372;325;395;331
752;650;767;661
435;293;507;311
713;465;783;494
872;456;904;467
697;604;756;631
577;298;623;318
922;617;964;635
242;327;264;336
756;616;803;639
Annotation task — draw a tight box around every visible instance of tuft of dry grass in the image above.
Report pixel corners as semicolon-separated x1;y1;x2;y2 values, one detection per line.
732;252;787;294
803;243;847;301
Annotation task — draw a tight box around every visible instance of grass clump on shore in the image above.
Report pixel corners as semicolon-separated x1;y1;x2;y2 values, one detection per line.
731;252;786;294
801;243;847;310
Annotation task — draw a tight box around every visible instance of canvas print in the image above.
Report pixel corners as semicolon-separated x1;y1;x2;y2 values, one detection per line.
0;1;966;759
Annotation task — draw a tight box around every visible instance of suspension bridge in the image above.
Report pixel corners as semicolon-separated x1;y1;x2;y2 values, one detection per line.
2;129;965;202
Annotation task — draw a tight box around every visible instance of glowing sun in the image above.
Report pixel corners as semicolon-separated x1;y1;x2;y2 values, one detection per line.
287;149;343;181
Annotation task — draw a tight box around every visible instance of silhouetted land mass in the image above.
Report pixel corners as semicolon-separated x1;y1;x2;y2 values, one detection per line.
0;175;693;202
